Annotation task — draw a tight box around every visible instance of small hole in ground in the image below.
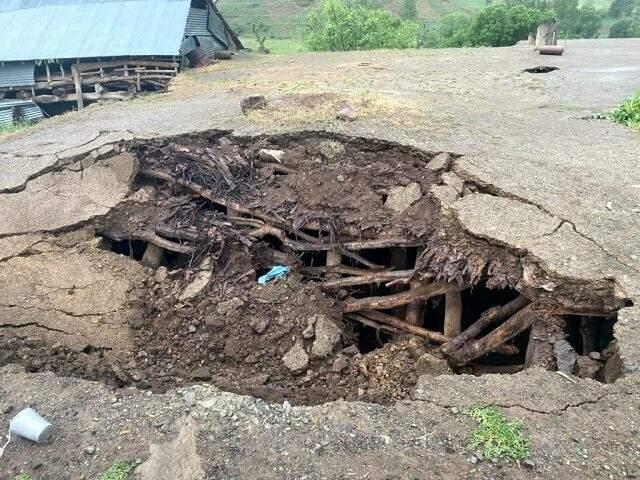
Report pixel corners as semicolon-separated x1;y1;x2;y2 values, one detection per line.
523;66;559;73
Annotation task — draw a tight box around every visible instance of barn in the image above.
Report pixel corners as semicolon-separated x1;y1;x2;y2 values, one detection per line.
0;0;242;126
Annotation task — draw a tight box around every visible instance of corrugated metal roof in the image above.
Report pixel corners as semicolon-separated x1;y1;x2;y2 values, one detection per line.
197;36;226;57
207;9;228;46
185;8;210;36
0;63;35;88
0;99;43;127
180;36;198;56
0;0;191;61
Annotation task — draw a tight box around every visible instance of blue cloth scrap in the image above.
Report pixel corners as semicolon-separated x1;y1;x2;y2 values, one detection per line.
257;265;289;285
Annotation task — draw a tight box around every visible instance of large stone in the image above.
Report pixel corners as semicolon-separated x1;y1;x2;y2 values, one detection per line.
311;316;342;358
179;257;212;301
137;417;205;480
240;95;267;113
553;339;577;374
414;352;452;376
282;343;309;372
385;183;422;213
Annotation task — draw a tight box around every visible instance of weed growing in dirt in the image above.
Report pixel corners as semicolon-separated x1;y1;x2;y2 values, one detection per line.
465;406;530;460
0;121;33;137
609;91;640;129
97;461;135;480
13;474;32;480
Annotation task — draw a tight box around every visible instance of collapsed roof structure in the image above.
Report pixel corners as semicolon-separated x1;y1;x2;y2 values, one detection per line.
0;0;242;125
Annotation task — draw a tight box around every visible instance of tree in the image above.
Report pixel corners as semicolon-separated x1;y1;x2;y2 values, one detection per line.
422;14;473;47
301;0;419;51
470;4;547;46
575;5;602;38
609;0;636;18
399;0;418;20
609;16;640;36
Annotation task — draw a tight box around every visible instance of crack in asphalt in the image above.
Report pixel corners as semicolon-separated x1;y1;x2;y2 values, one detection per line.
453;161;640;276
0;302;115;319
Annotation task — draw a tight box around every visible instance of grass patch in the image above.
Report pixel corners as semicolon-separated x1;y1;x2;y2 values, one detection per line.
97;461;135;480
465;406;530;460
13;475;32;480
0;120;34;137
609;91;640;129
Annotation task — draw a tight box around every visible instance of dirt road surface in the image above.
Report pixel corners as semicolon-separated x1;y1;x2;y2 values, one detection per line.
1;39;639;479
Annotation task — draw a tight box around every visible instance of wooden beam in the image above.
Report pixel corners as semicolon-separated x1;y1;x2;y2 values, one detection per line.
70;64;83;109
343;282;464;313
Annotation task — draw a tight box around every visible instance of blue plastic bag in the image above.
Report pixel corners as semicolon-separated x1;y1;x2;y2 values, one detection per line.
257;265;289;285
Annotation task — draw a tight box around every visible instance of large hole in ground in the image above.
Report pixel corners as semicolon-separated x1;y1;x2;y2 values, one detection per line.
0;132;628;405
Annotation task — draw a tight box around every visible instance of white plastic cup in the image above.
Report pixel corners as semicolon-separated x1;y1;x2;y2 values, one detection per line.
9;408;53;443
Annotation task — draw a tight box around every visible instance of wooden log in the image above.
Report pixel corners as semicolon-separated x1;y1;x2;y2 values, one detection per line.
343;282;463;313
155;225;199;242
440;295;530;355
70;64;83;109
448;304;538;367
301;265;378;277
360;310;450;344
101;230;192;254
350;310;518;355
443;291;463;337
320;269;414;289
524;319;555;370
346;313;401;336
75;60;177;72
405;247;425;326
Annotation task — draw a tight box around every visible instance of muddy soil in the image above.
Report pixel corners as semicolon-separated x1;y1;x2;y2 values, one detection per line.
0;132;626;406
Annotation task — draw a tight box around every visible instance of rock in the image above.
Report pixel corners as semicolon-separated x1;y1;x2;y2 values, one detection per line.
302;324;315;340
84;446;96;455
341;345;359;356
553;339;577;374
336;107;357;122
318;141;345;160
576;355;600;379
385;183;422;213
332;356;349;373
250;317;269;334
588;351;602;361
188;325;196;333
240;95;267;114
179;257;212;301
469;455;479;464
216;297;245;316
336;175;345;182
603;350;622;383
191;367;211;380
311;316;342;358
258;148;284;163
282;343;309;373
426;152;450;171
154;266;169;283
414;352;452;376
451;407;459;415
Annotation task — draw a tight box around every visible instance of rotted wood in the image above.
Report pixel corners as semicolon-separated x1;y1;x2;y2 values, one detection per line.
70;64;84;109
359;310;449;344
302;265;378;277
440;295;530;355
448;304;538;367
348;310;518;355
102;230;193;254
524;318;556;369
320;269;414;289
443;291;463;337
343;282;464;313
346;313;402;336
405;247;425;326
325;251;342;280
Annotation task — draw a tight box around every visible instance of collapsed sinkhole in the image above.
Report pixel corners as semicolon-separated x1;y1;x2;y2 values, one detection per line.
523;66;559;73
0;131;628;405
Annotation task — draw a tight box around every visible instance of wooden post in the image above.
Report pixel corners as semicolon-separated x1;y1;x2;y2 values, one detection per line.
326;250;342;280
405;247;424;326
443;291;463;337
70;64;83;109
45;62;51;83
142;243;164;268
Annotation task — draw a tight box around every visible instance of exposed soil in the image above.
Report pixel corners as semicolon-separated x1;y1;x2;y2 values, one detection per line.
0;132;627;406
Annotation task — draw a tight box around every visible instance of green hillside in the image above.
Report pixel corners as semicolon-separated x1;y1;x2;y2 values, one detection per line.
218;0;615;49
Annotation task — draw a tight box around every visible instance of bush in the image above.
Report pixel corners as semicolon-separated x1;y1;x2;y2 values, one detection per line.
301;0;419;51
610;91;640;129
422;14;473;47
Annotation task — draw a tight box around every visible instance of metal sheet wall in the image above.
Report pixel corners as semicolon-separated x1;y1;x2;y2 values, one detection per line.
0;62;35;88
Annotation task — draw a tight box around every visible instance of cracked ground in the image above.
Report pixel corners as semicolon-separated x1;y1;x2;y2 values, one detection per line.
0;39;639;479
